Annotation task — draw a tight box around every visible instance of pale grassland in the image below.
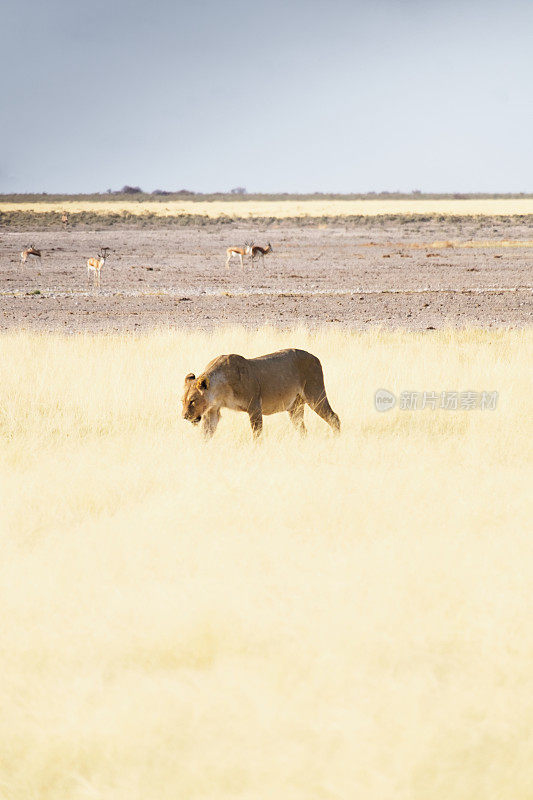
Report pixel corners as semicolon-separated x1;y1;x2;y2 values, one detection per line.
2;198;533;217
1;327;532;800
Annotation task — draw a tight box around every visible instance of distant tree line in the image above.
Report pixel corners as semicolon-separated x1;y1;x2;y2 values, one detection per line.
110;186;248;195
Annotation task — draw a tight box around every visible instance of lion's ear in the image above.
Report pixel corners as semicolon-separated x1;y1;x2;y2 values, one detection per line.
197;376;210;391
184;373;195;384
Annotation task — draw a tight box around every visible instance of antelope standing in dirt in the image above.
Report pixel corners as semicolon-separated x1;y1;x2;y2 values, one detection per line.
250;242;273;265
61;212;69;228
225;241;254;269
20;245;42;265
87;247;110;288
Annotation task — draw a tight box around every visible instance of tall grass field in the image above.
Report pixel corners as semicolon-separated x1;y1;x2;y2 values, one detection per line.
2;197;533;218
1;327;532;799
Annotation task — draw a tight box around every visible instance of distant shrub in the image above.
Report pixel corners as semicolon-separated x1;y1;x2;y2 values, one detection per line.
230;187;247;195
152;189;194;196
121;185;143;194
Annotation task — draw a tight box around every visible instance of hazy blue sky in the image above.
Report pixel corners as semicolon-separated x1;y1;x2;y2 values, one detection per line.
1;0;531;193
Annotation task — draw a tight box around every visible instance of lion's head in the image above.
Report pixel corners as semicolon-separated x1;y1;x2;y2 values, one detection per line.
181;373;210;425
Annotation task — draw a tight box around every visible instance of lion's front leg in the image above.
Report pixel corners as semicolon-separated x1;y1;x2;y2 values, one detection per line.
202;409;220;440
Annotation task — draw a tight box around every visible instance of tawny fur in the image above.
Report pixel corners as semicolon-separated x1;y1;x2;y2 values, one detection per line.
182;348;340;440
20;246;41;265
225;242;253;269
87;251;108;288
250;242;273;264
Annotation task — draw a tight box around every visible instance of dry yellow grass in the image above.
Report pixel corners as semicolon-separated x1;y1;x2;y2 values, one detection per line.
2;198;533;217
1;327;532;800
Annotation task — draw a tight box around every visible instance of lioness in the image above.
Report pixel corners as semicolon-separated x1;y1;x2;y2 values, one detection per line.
181;348;340;440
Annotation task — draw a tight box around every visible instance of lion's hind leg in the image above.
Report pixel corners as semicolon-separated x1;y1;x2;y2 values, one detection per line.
287;395;307;437
303;371;341;434
247;399;263;440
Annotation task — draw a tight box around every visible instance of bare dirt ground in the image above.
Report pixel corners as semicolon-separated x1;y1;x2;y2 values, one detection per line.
1;218;531;331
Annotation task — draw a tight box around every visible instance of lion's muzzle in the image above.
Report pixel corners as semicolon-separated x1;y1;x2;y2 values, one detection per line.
181;406;202;424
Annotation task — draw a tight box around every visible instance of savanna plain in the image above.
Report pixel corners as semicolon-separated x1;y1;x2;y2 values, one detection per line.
1;202;532;800
2;327;533;799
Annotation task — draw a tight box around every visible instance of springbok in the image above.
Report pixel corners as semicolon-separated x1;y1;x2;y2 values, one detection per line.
61;212;69;228
87;247;110;288
20;245;42;265
250;242;273;265
225;241;254;269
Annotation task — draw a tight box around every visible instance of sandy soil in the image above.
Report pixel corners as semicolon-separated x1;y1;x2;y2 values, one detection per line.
1;219;531;331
